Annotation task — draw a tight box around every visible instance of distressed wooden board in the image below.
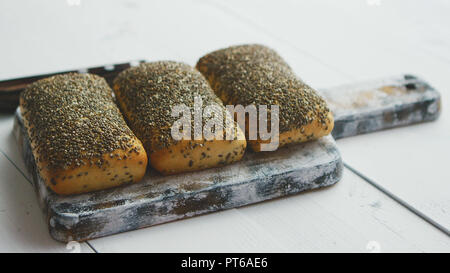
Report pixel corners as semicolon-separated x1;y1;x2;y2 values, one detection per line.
11;72;442;243
321;74;441;139
13;109;343;242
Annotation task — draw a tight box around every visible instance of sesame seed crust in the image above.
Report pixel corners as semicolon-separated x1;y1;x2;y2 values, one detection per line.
113;61;247;175
113;61;238;153
20;73;139;172
196;44;332;133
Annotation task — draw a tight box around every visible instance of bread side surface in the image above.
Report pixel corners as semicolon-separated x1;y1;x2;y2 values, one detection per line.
113;61;247;175
196;44;334;151
20;73;147;195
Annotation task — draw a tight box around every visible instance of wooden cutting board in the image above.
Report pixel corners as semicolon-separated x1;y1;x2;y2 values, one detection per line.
10;62;441;242
15;110;342;242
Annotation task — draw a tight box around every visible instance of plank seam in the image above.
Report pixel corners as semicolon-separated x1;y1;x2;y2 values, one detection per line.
0;147;100;251
344;162;450;237
85;241;99;253
204;0;355;79
0;148;32;186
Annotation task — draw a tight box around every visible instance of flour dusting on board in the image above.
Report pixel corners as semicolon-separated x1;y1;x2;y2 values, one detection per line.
320;74;441;139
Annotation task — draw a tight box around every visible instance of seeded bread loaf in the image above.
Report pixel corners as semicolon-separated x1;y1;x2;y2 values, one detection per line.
113;61;247;175
196;44;334;151
20;73;148;195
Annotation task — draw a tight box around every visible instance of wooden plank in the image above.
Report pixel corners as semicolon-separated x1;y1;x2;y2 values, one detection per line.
0;114;30;180
0;153;94;252
209;0;450;82
337;106;450;231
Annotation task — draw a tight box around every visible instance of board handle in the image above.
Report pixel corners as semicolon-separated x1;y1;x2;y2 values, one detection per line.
0;60;145;112
320;74;441;139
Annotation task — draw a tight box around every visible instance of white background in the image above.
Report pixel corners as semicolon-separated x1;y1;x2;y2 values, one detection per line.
0;0;449;252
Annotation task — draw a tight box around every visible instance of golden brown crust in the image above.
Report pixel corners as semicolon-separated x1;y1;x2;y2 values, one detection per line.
32;145;147;195
150;137;246;175
249;112;334;151
113;61;247;175
20;73;147;195
196;44;334;151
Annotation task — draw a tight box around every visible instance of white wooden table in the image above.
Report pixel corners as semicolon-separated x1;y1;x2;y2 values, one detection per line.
0;0;449;253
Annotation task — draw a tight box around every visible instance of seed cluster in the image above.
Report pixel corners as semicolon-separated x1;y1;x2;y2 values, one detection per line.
196;44;331;133
113;61;238;152
20;73;138;172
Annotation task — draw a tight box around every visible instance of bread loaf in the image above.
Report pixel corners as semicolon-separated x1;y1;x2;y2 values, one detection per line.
113;61;247;175
20;73;148;195
196;44;334;151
